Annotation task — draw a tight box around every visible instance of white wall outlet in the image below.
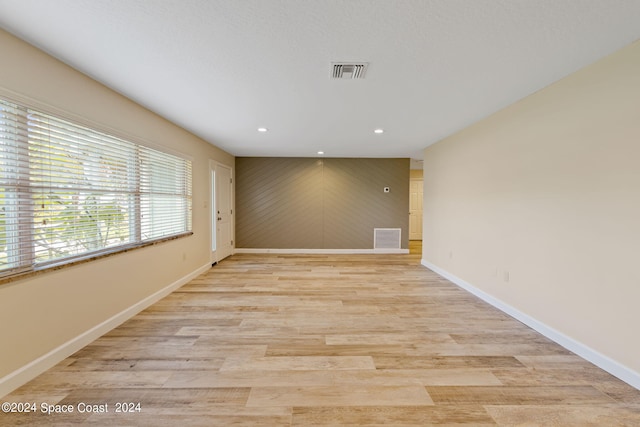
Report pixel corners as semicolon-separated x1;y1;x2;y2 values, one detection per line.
503;270;510;282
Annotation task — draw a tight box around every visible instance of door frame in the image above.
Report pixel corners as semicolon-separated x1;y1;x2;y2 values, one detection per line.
209;160;234;265
409;177;423;241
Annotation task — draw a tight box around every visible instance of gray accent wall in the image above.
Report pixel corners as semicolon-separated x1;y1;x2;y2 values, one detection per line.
236;157;409;249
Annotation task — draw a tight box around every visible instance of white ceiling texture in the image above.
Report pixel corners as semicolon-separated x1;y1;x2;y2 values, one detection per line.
1;0;639;161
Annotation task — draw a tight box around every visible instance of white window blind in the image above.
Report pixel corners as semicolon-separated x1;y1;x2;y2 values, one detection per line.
0;97;192;277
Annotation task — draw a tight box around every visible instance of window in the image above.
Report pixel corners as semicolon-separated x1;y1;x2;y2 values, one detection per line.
0;97;192;277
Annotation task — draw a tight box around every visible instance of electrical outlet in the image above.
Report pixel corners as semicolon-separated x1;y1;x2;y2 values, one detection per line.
503;270;509;282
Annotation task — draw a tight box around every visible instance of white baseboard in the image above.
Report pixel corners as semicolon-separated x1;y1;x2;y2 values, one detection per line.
234;248;409;254
0;262;211;398
421;259;640;391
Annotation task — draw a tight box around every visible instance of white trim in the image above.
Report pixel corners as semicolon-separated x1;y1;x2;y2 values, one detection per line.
235;248;409;254
0;262;211;397
421;259;640;391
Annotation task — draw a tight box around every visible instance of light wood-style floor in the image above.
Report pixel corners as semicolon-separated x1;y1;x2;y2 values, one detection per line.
3;242;640;426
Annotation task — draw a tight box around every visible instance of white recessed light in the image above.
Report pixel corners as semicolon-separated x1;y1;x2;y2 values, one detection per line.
317;151;324;155
374;128;384;134
257;127;268;132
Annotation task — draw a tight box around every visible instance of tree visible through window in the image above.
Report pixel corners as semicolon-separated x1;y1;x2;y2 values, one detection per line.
0;97;192;277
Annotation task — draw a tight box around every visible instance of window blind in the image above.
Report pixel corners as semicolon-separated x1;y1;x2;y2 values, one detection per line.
0;97;192;277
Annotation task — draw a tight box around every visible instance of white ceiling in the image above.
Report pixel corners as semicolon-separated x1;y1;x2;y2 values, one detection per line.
1;1;639;160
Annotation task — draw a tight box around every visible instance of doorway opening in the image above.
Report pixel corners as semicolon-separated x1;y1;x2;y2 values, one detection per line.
409;166;423;257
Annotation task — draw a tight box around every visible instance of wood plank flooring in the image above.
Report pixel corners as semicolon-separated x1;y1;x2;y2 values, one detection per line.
2;242;639;425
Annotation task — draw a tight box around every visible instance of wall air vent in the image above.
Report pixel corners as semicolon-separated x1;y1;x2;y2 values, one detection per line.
331;62;368;79
374;228;401;249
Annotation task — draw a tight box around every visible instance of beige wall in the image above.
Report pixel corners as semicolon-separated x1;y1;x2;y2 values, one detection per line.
0;30;233;386
422;41;640;378
236;157;410;249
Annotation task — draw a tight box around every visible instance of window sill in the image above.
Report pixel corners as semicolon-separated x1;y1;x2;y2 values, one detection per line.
0;232;193;286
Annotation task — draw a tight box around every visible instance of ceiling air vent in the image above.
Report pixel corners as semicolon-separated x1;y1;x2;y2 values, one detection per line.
331;62;368;79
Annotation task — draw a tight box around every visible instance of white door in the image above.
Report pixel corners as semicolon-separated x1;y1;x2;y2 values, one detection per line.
215;164;233;261
409;179;423;240
210;167;217;263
